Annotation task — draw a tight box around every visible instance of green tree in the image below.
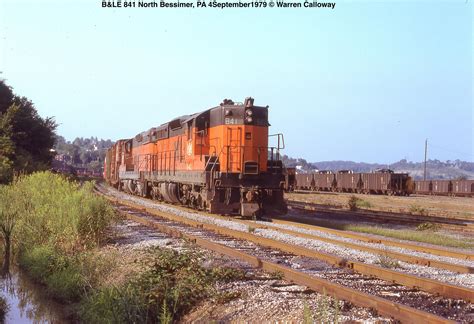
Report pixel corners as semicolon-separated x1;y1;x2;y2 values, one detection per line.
0;79;57;183
0;78;13;114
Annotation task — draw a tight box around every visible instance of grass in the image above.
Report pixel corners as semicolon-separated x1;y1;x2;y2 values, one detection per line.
18;245;86;302
302;300;313;324
416;222;441;232
345;224;474;249
376;254;401;269
302;289;340;324
356;199;372;209
0;172;253;323
287;192;474;220
0;172;118;308
290;217;474;249
0;172;118;302
409;204;427;216
348;195;372;211
79;247;245;323
0;172;117;255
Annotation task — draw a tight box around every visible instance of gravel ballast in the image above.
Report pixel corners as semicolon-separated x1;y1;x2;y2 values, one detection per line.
100;185;474;289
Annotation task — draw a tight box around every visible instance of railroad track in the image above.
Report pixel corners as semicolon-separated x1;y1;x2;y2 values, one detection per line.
151;201;474;274
95;185;474;323
105;191;474;273
287;200;474;233
211;217;474;274
268;217;474;262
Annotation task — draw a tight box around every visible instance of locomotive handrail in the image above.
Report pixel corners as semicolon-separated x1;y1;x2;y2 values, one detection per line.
213;144;283;175
134;144;283;179
268;133;285;150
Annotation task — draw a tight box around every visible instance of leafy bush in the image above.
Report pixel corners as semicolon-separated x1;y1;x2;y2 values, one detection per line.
80;248;244;323
416;222;441;232
348;195;372;211
409;205;427;216
302;290;341;324
356;199;372;209
348;196;358;211
376;254;401;269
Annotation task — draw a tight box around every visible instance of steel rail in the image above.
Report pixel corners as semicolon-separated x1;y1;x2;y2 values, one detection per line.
267;225;474;274
272;215;474;261
99;192;474;303
115;202;454;324
210;217;474;274
140;198;473;273
289;192;474;222
152;202;473;273
288;201;474;233
99;187;473;271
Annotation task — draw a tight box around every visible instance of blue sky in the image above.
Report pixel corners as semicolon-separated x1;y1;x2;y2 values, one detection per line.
0;0;472;163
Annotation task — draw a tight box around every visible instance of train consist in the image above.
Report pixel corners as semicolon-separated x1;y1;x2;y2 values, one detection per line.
103;97;287;217
414;179;474;197
291;170;412;195
288;169;474;197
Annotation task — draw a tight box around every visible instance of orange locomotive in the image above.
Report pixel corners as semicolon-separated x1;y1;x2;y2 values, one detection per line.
104;97;287;217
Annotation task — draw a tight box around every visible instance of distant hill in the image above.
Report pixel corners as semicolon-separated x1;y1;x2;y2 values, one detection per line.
281;155;474;180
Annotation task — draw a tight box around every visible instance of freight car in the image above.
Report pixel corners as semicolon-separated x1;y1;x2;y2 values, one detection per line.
283;167;296;191
413;179;474;197
104;97;287;217
293;170;412;195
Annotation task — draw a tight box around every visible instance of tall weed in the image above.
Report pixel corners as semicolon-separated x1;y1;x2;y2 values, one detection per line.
0;172;117;303
5;172;116;254
80;247;243;323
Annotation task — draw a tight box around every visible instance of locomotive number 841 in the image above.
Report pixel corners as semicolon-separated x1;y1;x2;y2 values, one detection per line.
103;97;287;217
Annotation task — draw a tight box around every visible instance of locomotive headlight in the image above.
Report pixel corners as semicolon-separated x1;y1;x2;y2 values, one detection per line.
245;109;253;116
245;116;253;123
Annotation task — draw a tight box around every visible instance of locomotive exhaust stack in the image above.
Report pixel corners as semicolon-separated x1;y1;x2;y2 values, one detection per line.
103;97;287;218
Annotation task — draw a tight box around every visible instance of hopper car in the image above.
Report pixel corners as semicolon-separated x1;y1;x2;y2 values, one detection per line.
291;170;413;196
104;97;287;217
413;179;474;197
287;171;473;197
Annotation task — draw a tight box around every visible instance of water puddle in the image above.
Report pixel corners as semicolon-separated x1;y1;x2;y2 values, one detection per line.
0;267;71;323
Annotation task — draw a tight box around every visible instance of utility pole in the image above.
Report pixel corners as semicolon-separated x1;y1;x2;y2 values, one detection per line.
424;139;428;181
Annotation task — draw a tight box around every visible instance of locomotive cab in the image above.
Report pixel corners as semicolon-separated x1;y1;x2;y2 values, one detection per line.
206;98;286;216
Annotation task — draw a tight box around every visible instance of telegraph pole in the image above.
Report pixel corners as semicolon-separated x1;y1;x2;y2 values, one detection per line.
423;139;428;181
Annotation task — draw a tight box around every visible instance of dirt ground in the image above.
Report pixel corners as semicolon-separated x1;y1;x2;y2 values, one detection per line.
286;192;474;219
